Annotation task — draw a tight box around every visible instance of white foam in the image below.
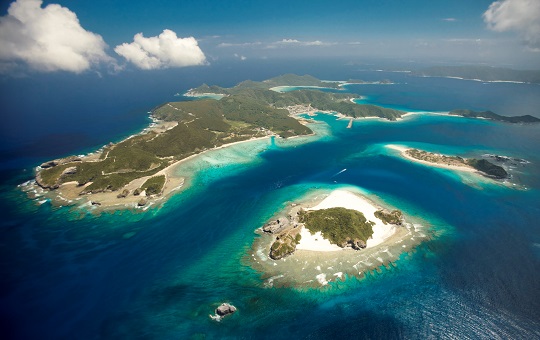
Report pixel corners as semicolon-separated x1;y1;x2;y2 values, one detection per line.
316;273;328;285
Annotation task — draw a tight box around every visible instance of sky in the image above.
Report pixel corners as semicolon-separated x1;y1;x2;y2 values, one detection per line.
0;0;540;76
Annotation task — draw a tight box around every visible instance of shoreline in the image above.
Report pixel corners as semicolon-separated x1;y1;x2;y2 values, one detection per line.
29;135;274;211
248;187;429;288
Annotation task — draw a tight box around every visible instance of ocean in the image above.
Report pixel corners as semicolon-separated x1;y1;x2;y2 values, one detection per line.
1;59;539;339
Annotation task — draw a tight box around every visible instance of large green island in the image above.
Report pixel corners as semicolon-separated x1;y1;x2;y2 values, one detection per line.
30;74;538;209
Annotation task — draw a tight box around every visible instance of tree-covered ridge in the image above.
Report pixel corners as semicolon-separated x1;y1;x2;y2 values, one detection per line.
299;207;375;248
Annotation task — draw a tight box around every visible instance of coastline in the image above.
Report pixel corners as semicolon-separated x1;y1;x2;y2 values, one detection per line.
248;187;429;288
24;110;325;212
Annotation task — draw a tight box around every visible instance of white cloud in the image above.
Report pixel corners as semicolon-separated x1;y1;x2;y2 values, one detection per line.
234;53;247;61
0;0;113;73
442;18;458;22
218;41;262;48
484;0;540;50
114;29;207;70
276;39;327;46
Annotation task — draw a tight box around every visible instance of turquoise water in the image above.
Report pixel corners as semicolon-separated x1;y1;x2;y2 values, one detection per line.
1;74;540;338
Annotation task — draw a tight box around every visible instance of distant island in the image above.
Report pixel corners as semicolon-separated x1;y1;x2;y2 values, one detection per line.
30;74;537;209
412;65;540;84
449;109;540;123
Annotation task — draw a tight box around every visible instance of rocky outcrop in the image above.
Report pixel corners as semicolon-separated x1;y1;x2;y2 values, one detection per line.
40;156;81;169
339;238;366;250
116;189;130;198
269;229;301;260
209;303;236;321
62;166;77;175
138;198;147;206
263;217;290;234
35;166;78;190
35;172;59;190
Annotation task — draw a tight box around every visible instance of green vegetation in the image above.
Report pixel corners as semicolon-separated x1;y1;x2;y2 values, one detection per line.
374;210;403;225
406;149;466;167
467;159;508;179
269;232;302;260
140;175;166;195
299;207;374;247
449;109;540;123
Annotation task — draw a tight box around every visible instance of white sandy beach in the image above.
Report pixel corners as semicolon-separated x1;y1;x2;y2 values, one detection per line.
295;190;396;252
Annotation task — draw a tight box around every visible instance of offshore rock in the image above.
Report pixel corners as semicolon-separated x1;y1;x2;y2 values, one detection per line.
210;303;237;321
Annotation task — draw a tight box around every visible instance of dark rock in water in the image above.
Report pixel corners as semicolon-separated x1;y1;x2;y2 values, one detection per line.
215;303;236;317
263;217;290;234
138;198;147;206
210;302;237;321
91;201;101;206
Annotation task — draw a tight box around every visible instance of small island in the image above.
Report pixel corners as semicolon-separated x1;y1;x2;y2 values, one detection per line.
249;189;426;287
388;146;509;179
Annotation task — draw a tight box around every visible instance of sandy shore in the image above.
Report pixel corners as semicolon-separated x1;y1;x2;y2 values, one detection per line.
386;144;477;173
296;190;397;251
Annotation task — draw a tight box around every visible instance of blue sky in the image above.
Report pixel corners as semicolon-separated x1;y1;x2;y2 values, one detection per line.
1;0;539;75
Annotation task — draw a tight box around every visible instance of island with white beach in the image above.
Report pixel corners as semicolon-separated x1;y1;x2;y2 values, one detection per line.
250;188;428;287
386;145;509;179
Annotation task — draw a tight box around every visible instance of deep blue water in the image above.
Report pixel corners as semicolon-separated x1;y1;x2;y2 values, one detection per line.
1;60;540;339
